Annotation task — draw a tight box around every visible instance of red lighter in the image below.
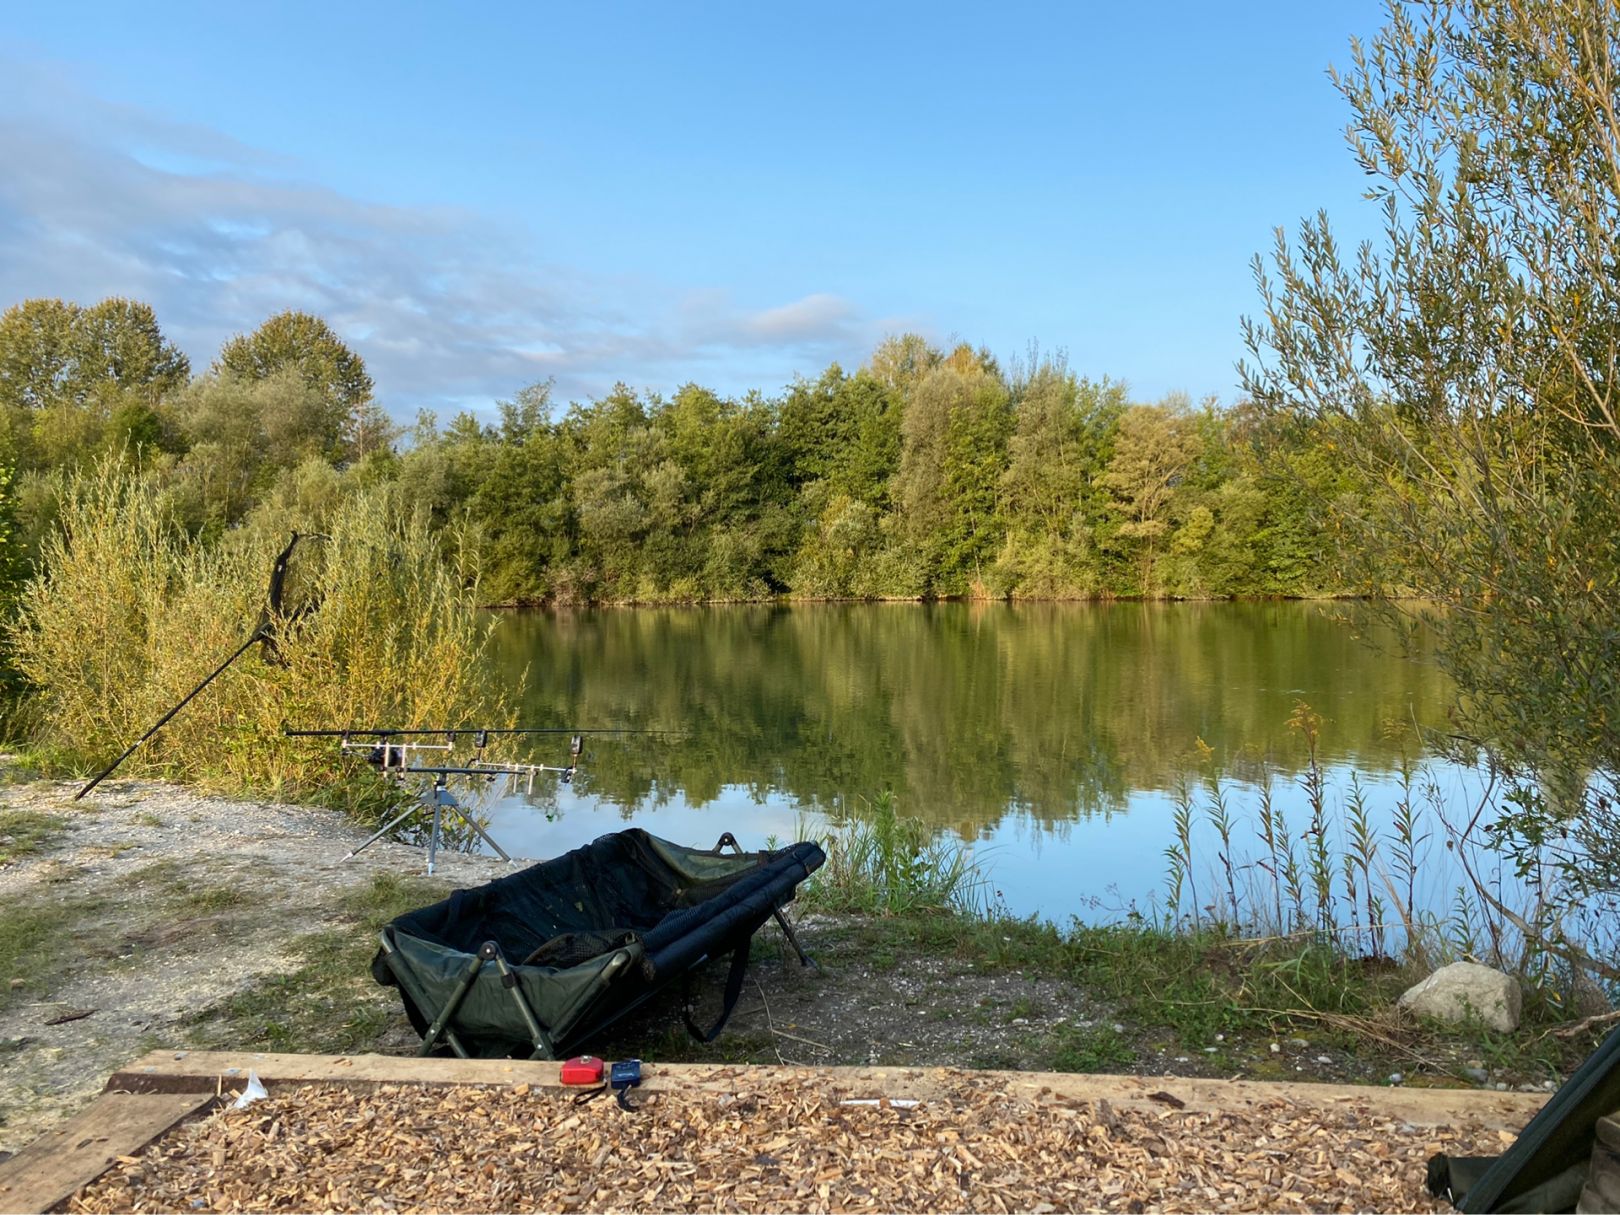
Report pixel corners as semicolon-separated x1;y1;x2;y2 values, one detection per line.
560;1055;605;1086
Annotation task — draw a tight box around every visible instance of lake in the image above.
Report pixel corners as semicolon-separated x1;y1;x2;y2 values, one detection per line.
477;601;1489;925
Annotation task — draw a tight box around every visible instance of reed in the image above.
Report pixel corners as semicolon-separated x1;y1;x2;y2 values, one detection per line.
1150;705;1616;1008
1388;757;1426;950
1253;774;1286;934
1168;776;1199;928
802;792;983;916
1204;769;1240;927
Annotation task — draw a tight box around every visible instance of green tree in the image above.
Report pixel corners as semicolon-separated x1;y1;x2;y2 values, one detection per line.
0;298;190;474
565;385;656;598
215;311;386;460
1095;399;1202;595
0;297;189;416
1241;0;1620;956
866;332;941;397
894;344;1011;592
996;369;1127;596
169;370;346;525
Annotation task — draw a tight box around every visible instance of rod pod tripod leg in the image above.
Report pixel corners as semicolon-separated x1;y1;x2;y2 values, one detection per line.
342;777;519;874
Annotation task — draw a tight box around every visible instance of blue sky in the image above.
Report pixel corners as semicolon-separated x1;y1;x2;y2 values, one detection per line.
1;2;1389;421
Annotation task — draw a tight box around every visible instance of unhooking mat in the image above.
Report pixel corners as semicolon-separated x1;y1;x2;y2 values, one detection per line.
371;828;825;1059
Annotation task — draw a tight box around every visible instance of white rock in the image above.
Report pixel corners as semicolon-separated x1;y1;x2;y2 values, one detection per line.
1397;961;1522;1033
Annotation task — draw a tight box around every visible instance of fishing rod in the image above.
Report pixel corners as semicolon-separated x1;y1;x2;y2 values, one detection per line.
75;533;327;802
284;727;680;739
312;729;596;873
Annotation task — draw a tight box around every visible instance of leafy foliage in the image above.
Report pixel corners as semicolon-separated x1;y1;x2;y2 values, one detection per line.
215;310;393;460
1242;0;1620;963
8;457;509;803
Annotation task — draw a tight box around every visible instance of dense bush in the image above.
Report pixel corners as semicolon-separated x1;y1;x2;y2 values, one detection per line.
9;458;510;803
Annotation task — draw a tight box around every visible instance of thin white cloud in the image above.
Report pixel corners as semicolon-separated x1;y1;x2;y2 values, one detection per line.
741;293;859;344
0;58;889;415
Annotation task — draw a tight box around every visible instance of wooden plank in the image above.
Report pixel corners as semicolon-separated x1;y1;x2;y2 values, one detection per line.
106;1049;1546;1128
0;1091;212;1215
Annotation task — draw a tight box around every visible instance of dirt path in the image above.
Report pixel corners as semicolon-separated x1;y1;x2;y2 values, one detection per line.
0;773;514;1156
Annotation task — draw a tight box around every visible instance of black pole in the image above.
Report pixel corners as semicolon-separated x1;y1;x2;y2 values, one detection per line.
74;629;264;801
282;726;678;738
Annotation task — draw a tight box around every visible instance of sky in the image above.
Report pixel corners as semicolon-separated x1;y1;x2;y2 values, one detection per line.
0;2;1390;422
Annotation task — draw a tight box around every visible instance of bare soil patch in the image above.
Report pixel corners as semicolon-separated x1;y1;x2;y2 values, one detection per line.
0;773;510;1155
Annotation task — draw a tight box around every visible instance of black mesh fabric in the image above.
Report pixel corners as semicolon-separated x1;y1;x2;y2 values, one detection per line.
373;828;825;1057
522;929;639;968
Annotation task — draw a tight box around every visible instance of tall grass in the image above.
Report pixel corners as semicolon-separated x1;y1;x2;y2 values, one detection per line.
1157;705;1617;1004
9;458;512;811
802;792;983;916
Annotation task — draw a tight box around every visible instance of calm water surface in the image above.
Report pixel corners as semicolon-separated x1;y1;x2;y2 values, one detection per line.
474;602;1482;923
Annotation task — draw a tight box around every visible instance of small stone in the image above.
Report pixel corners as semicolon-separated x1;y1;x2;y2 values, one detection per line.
1202;1046;1218;1053
1287;1037;1309;1048
1269;1043;1281;1054
1315;1055;1333;1064
1111;1023;1125;1034
1010;1018;1029;1026
1462;1066;1489;1084
1387;1073;1404;1085
1214;1033;1225;1042
1496;1082;1509;1091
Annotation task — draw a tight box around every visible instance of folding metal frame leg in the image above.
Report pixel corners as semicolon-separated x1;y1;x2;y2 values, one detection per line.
478;940;555;1059
773;908;819;971
427;787;444;875
448;804;516;864
378;932;471;1058
419;951;484;1057
712;830;818;971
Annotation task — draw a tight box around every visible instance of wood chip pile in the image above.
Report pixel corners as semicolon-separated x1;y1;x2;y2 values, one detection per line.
69;1075;1509;1213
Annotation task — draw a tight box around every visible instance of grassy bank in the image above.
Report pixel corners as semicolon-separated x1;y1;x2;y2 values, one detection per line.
771;780;1613;1087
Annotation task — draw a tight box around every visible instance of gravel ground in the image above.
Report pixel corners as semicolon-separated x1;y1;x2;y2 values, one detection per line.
0;772;512;1156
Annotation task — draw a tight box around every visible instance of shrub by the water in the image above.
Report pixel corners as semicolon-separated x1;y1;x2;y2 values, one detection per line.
9;458;512;809
803;792;983;916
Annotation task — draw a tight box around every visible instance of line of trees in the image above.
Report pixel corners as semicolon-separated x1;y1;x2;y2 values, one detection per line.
0;304;1367;611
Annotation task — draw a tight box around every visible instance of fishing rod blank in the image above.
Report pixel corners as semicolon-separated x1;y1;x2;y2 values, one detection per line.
74;632;265;801
283;726;679;738
75;532;321;802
